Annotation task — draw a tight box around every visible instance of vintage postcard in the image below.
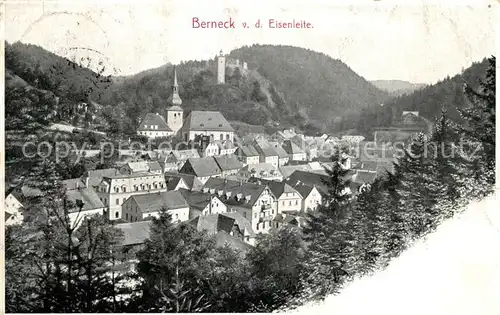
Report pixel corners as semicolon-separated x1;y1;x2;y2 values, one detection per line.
1;0;498;314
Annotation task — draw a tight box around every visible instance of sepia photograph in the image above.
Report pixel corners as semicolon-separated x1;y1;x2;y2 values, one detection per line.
1;0;498;313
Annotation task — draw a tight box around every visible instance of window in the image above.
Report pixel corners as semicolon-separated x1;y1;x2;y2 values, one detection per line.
126;213;128;220
295;200;298;205
220;134;223;140
116;198;119;205
254;213;258;219
122;187;126;192
115;211;119;218
289;201;292;206
226;134;230;140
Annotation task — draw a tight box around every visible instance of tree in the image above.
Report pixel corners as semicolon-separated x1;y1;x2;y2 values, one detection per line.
300;151;354;298
246;227;306;311
459;56;495;191
134;210;215;312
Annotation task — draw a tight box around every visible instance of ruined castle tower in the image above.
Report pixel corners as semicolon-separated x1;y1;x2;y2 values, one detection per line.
217;49;225;84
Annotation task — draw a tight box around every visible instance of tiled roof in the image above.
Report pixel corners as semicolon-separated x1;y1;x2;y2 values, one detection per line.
214;154;243;171
262;181;298;199
274;145;289;158
285;170;332;195
241;163;282;178
65;187;105;212
170;149;200;162
237;145;260;157
131;191;189;214
290;182;315;199
178;189;217;210
115;221;152;246
165;176;182;190
221;211;256;237
137;113;172;132
165;172;203;191
352;171;378;184
85;168;120;187
282;140;305;155
182;111;234;132
254;139;279;157
62;178;86;190
202;178;270;209
214;230;252;252
187;213;235;235
279;164;313;179
180;157;222;177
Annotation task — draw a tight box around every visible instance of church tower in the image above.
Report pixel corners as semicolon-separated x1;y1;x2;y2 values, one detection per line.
166;67;183;134
217;49;225;84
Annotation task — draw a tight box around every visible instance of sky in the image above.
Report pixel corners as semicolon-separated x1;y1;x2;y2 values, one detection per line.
3;0;497;84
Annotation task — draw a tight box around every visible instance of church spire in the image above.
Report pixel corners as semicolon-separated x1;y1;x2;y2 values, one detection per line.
168;66;182;106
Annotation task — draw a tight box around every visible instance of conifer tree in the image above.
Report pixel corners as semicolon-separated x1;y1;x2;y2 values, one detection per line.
300;151;354;298
135;210;215;312
459;56;496;190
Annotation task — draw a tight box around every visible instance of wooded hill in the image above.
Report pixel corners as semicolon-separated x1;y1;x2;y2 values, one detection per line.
5;42;392;136
341;58;491;136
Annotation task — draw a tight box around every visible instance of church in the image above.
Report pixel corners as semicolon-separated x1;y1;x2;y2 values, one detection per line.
137;65;234;142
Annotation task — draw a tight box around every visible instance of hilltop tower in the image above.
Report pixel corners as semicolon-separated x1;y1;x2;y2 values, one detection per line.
166;67;183;134
217;49;225;84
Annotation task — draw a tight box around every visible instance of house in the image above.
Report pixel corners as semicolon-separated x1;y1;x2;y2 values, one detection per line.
164;172;204;191
290;182;323;212
253;139;279;167
136;113;174;138
179;157;223;184
180;110;235;142
350;170;378;193
214;154;244;177
256;180;302;214
282;140;307;161
83;168;121;189
121;191;190;223
273;144;290;166
235;145;260;166
164;175;190;191
95;172;168;221
279;164;313;179
119;161;162;175
5;187;24;226
215;140;237;156
116;220;152;249
285;170;332;197
187;212;256;248
272;213;307;230
271;128;297;143
65;185;106;227
157;153;178;173
238;163;283;182
167;149;201;171
202;178;278;234
179;188;227;217
198;139;220;157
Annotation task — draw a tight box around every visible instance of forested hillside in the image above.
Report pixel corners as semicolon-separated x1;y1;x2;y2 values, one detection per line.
228;45;391;129
370;80;426;96
341;58;491;136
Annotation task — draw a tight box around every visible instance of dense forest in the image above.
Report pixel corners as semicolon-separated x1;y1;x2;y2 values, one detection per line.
5;52;496;312
342;58;491;136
